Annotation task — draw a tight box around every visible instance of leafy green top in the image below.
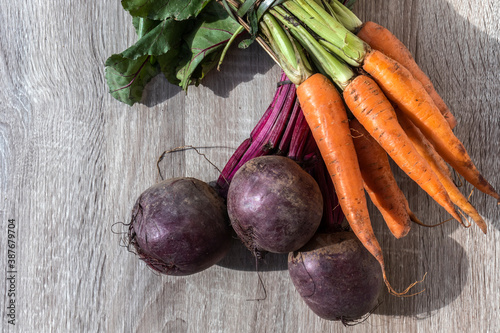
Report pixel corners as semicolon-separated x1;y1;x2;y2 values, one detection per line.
122;0;212;20
106;0;241;105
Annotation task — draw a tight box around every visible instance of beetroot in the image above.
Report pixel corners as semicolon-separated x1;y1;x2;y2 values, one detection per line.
128;177;231;276
227;156;323;258
288;232;383;322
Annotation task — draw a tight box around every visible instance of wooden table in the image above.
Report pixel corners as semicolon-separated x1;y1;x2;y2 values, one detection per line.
1;0;499;332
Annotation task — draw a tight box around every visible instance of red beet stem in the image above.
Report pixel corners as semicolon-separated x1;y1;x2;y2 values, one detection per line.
277;99;301;154
267;84;297;149
216;138;252;192
249;72;289;138
288;111;310;160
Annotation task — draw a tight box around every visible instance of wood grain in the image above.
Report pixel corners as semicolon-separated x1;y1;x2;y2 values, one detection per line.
0;0;499;332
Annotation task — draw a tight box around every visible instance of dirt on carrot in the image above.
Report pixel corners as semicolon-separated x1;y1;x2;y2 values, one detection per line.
362;49;500;203
349;118;412;239
396;108;487;234
356;21;457;129
343;74;462;224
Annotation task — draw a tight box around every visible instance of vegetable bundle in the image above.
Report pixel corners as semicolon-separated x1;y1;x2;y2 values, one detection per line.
108;0;499;301
211;0;499;295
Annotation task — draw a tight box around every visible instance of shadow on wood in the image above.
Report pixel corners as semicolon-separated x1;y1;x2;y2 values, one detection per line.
137;41;276;107
375;225;469;317
199;42;276;99
217;238;289;272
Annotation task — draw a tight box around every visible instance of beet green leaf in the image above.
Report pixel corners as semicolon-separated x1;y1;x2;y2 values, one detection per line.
122;0;212;21
105;19;189;105
105;55;160;106
171;2;242;89
105;1;242;105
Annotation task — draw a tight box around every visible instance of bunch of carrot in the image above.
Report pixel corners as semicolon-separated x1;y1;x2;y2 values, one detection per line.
218;0;499;295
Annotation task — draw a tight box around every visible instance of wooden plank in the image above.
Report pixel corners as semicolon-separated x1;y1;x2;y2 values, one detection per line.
0;0;498;332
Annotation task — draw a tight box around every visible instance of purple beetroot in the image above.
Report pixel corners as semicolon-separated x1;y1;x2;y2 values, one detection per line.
128;177;232;276
288;232;383;322
227;155;323;258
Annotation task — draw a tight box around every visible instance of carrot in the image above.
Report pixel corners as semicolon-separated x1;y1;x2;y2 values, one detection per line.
362;49;500;203
343;75;463;224
297;73;403;295
356;21;457;129
396;109;488;234
349;118;412;239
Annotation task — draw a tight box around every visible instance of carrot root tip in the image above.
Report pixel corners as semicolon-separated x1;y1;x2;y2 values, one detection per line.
383;272;427;297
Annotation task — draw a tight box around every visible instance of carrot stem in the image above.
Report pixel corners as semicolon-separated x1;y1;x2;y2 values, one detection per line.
271;6;355;88
283;0;366;66
325;0;362;32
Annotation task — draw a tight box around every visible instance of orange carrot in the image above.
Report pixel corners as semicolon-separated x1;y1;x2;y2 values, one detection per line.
297;73;402;295
356;21;457;129
343;75;463;224
349;118;412;239
396;109;487;234
362;49;500;203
